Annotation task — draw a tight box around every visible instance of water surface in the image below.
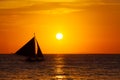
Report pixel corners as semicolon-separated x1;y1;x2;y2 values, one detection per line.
0;54;120;80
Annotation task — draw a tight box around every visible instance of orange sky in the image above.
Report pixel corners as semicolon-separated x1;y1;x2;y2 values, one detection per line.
0;0;120;54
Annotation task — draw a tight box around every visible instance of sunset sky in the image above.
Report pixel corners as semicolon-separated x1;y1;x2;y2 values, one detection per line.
0;0;120;54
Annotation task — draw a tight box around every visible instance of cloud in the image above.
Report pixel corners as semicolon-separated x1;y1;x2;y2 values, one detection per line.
0;2;85;14
40;8;83;14
0;0;120;14
0;0;39;9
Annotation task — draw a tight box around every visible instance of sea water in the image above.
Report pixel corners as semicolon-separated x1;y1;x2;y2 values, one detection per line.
0;54;120;80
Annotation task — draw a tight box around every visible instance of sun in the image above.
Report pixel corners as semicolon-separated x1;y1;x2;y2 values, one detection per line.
56;33;63;40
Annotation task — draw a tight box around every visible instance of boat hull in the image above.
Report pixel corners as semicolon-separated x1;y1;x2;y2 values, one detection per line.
26;57;44;62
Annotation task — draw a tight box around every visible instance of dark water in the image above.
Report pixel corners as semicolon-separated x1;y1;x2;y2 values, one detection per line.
0;54;120;80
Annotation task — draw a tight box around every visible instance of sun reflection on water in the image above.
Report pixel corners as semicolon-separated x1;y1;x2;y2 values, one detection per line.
55;75;66;80
54;66;67;79
53;55;67;79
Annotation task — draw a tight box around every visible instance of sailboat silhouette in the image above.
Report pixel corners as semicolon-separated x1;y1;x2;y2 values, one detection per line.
15;35;44;61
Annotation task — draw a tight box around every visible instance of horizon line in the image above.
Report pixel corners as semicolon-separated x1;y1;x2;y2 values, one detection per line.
0;53;120;54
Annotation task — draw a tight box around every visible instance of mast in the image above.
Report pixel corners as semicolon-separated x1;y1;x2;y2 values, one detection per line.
34;33;37;55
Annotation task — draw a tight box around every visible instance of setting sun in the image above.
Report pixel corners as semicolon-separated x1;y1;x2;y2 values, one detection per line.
56;33;63;40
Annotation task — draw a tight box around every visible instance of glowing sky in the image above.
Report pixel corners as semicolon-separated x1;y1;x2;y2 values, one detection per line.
0;0;120;54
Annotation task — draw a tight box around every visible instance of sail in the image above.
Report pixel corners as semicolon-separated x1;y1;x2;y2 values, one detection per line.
15;37;36;57
36;42;44;58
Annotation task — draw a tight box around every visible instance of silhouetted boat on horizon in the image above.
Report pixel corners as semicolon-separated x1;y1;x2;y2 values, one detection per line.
15;35;44;62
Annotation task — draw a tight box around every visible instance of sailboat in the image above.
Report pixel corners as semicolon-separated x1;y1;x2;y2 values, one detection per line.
15;36;44;61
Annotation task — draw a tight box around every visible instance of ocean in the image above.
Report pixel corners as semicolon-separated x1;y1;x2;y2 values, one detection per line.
0;54;120;80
